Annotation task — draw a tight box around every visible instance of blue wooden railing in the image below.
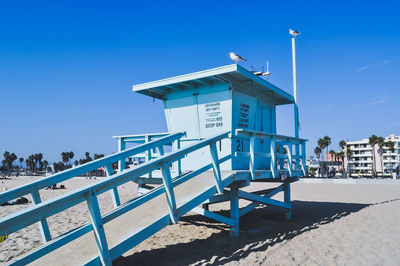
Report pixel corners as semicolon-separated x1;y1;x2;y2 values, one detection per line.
235;129;307;179
0;131;231;266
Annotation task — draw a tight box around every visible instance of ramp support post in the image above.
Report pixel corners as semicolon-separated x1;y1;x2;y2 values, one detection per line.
229;183;239;238
30;191;52;243
105;164;121;208
157;145;178;223
283;181;292;219
209;141;223;193
87;189;111;266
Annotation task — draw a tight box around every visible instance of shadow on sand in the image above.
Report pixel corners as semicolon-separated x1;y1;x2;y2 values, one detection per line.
114;200;373;265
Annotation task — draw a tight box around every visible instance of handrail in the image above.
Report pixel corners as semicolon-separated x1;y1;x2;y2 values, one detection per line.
13;154;232;265
235;129;307;143
112;132;172;144
0;132;185;204
0;131;230;237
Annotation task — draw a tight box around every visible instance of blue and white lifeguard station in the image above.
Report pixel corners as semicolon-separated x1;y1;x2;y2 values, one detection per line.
0;64;306;266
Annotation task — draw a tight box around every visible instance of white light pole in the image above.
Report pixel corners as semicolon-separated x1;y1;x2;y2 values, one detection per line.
290;29;300;169
289;29;300;139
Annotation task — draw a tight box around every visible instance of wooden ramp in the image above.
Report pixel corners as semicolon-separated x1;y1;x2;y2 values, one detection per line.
0;129;304;265
31;171;233;266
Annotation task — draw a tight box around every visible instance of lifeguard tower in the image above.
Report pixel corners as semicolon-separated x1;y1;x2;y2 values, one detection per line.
0;64;306;266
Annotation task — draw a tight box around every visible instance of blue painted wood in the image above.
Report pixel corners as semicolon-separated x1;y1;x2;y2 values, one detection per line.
108;216;171;262
238;184;284;217
118;138;126;172
145;135;152;179
30;191;52;243
193;207;234;226
237;190;291;210
286;141;293;177
209;141;223;193
158;144;178;223
1;132;224;232
105;164;121;208
9;222;93;266
284;182;292;219
177;176;233;219
249;135;256;180
2;131;231;265
301;141;307;176
230;184;239;237
0;132;185;205
86;189;111;266
204;190;230;204
270;138;276;178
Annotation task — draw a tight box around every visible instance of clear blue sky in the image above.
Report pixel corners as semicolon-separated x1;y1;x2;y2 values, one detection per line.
1;0;399;163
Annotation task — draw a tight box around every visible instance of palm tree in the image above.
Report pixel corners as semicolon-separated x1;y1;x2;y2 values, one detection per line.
19;157;24;169
314;147;322;177
317;138;326;156
317;138;326;176
36;153;43;171
369;135;378;178
386;141;395;177
61;152;69;166
53;162;58;173
339;140;347;177
324;136;332;157
43;160;49;173
68;152;74;165
377;137;385;177
336;151;345;177
345;146;353;177
329;149;336;160
85;152;92;162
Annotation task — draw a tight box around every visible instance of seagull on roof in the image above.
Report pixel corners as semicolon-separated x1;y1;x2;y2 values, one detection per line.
289;29;300;37
229;52;247;64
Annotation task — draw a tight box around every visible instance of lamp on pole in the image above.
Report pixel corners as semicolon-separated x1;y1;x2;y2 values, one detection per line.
289;28;301;169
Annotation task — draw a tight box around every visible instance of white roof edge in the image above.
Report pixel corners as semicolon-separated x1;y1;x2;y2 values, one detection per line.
132;64;238;92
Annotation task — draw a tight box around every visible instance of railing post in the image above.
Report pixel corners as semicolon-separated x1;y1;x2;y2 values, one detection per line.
30;191;51;243
86;189;111;266
286;141;293;177
249;134;256;180
209;141;223;193
270;137;276;178
279;145;284;170
118;138;126;172
157;145;178;223
301;141;307;176
146;135;152;179
177;138;182;176
105;164;121;208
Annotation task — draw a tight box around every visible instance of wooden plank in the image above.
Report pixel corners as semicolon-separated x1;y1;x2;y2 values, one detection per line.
30;191;52;243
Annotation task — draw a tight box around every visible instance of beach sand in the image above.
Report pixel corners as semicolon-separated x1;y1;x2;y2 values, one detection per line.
1;177;400;265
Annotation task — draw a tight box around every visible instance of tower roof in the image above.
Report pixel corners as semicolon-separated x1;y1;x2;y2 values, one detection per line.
132;64;294;105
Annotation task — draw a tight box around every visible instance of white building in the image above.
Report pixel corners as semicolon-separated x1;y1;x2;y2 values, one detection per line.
345;134;400;177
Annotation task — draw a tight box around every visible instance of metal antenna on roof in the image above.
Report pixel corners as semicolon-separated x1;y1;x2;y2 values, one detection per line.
262;61;270;79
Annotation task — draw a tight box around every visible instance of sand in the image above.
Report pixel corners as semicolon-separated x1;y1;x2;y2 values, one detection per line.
1;176;400;265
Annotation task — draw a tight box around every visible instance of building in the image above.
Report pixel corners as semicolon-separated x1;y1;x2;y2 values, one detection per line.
345;134;400;177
